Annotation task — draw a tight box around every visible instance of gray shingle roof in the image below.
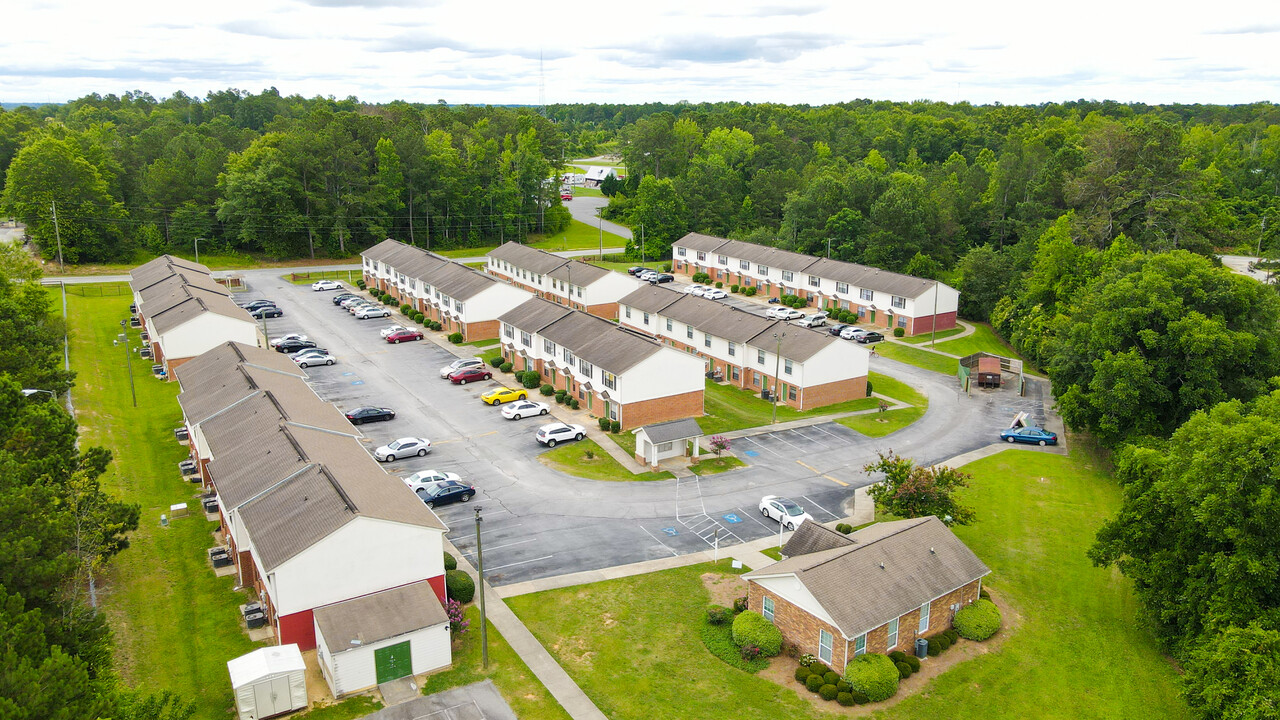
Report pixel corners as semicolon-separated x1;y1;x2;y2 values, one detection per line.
547;259;609;286
675;233;731;254
637;418;703;444
497;297;574;333
745;516;990;639
538;311;663;374
487;242;570;275
804;257;939;300
173;342;303;392
129;255;211;291
781;521;857;557
146;290;255;335
313;580;449;649
617;284;683;314
364;239;503;301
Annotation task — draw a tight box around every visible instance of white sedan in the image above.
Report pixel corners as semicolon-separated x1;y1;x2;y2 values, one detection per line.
311;280;343;291
373;437;431;462
684;284;707;296
402;469;461;492
501;400;550;420
840;326;870;341
759;495;813;531
703;288;728;300
269;333;308;348
292;350;334;368
355;306;391;319
766;306;805;321
439;357;486;379
379;325;409;338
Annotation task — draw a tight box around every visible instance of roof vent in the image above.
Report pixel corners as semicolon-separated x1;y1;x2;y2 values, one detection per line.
930;547;935;554
879;562;885;569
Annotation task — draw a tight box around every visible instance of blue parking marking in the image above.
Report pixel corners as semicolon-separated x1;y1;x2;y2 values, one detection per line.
661;527;679;536
722;513;742;524
341;372;354;376
350;380;364;386
744;450;759;457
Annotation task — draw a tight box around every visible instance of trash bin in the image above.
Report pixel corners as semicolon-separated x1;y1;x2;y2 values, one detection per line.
915;637;928;659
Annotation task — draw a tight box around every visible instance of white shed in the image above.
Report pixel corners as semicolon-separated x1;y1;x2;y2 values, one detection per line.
633;418;703;468
227;644;308;720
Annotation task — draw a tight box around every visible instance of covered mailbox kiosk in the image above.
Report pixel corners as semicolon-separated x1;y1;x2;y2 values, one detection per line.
227;644;308;720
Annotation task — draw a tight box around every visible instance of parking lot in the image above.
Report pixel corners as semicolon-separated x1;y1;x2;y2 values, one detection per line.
234;272;1055;585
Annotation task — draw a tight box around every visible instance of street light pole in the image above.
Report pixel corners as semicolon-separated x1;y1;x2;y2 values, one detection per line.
771;331;785;425
194;236;200;265
51;201;64;274
474;507;489;669
119;320;137;408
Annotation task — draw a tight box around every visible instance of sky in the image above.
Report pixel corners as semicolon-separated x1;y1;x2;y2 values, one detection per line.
3;0;1278;107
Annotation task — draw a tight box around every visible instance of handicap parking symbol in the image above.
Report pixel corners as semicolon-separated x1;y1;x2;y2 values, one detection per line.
350;380;364;386
722;513;742;524
661;527;679;536
744;450;759;457
341;372;354;376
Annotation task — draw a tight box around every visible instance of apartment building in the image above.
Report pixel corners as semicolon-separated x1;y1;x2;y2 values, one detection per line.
485;242;642;319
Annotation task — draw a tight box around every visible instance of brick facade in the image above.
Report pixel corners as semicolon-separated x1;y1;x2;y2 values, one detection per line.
799;375;866;411
619;389;704;428
584;301;619;321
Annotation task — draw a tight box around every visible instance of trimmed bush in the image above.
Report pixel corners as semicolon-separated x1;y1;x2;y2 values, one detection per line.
400;303;412;315
903;654;921;672
954;598;1001;641
744;286;757;296
356;279;366;289
805;674;824;692
442;551;457;571
598;417;611;431
715;281;723;288
843;653;899;703
819;684;838;701
823;671;839;686
534;383;551;396
808;662;829;676
448;332;464;344
522;373;541;389
730;611;782;656
836;523;853;534
730;284;740;293
431;321;443;331
837;692;854;707
699;618;770;673
499;362;513;373
889;650;908;663
927;637;942;656
836;680;851;693
866;380;874;397
707;604;731;626
794;666;812;682
896;661;912;679
445;570;475;603
569;398;580;410
944;628;960;644
851;691;869;705
610;420;621;433
979;587;991;601
894;326;905;337
489;356;504;367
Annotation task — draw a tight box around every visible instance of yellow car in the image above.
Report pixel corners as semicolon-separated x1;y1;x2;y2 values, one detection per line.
481;387;528;405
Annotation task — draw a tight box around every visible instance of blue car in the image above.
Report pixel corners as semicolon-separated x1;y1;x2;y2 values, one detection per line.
999;426;1058;446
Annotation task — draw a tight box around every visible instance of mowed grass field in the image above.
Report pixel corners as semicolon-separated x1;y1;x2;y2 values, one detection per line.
509;449;1191;720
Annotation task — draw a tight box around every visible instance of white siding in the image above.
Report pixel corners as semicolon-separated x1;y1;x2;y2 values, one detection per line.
582;272;644;307
462;284;533;323
795;342;869;387
752;575;845;636
317;620;451;697
158;314;260;362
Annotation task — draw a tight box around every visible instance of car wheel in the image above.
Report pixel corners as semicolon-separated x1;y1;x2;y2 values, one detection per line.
395;339;401;344
485;373;492;380
299;362;309;368
519;393;527;400
540;408;548;415
761;507;770;518
575;433;584;441
785;522;796;531
460;493;472;503
326;359;334;366
424;501;435;509
513;414;521;420
1038;440;1047;446
1006;436;1016;443
417;448;427;457
493;398;502;405
459;379;467;385
353;418;363;425
385;454;395;462
547;439;557;448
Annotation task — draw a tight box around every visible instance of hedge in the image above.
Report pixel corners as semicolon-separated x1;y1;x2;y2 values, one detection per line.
442;551;457;571
805;674;824;692
819;684;838;701
793;666;811;682
489;356;504;367
843;653;899;703
569;398;580;410
499;362;513;373
522;374;541;389
730;611;782;656
895;661;912;679
954;598;1001;640
598;417;611;431
837;692;854;707
540;383;555;396
700;620;769;673
903;654;921;672
445;570;475;603
823;671;839;686
743;286;757;296
610;420;621;433
851;691;870;705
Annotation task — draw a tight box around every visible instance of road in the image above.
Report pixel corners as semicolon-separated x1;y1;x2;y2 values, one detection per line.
563;196;633;241
1220;254;1275;283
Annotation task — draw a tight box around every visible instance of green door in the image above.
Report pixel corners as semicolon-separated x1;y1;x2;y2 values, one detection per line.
869;309;876;323
374;640;412;684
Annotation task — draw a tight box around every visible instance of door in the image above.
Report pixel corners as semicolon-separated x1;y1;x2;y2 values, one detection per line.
252;675;290;716
375;640;413;684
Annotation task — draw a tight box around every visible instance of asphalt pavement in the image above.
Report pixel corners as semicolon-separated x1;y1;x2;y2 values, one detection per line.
562;196;633;241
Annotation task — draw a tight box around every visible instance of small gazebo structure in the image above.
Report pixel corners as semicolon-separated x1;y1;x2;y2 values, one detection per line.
632;418;704;469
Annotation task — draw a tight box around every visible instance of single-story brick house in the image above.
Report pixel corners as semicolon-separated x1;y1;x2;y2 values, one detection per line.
742;517;989;672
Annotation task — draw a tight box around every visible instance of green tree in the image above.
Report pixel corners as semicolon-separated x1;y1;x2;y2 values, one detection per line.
216;138;306;257
1182;624;1280;720
955;245;1015;321
863;451;975;526
627;175;689;260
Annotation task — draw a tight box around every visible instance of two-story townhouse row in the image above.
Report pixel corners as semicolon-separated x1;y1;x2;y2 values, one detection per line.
485;242;643;318
618;284;869;410
362;239;530;342
671;233;959;336
497;297;705;428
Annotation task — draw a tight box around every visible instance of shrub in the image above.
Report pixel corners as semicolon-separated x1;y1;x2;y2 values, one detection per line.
442;551;457;571
805;674;824;692
927;637;942;656
730;284;740;293
489;356;504;367
843;654;900;703
699;617;770;673
823;671;839;686
692;272;711;283
448;332;464;344
836;523;853;534
522;373;541;390
414;311;425;323
610;420;621;433
445;569;475;603
836;680;851;693
733;596;748;613
707;604;731;625
356;279;366;289
794;666;812;682
819;684;838;701
944;628;960;644
715;281;723;288
979;587;991;601
731;611;782;656
894;327;905;337
866;380;874;397
896;661;912;679
598;417;611;431
808;662;829;676
744;286;757;296
661;262;670;272
889;650;908;663
499;362;513;373
851;691;869;704
400;303;412;315
740;644;762;662
837;692;854;707
903;654;920;672
569;398;580;410
431;321;443;331
446;597;468;635
955;600;1002;640
540;383;555;396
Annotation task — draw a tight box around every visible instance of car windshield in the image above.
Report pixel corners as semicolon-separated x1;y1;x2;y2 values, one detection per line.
391;440;412;449
777;500;804;515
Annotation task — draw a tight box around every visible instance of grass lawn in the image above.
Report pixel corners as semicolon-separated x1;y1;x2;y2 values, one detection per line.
460;337;500;348
868;370;928;406
899;325;967;344
566;186;604;197
688;456;746;475
838;406;928;438
419;607;571;720
931;322;1020;360
876;341;960;375
760;547;784;561
430;221;626;260
605;429;638;457
281;269;363;285
65;290;263;718
297;697;382;720
587;260;662;274
480;348;504;365
52;252;364;276
509;449;1191;720
539;439;673;482
697;380;879;435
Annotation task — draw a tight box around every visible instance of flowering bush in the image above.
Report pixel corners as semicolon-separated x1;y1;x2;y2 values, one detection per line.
740;644;762;661
709;435;731;457
446;599;469;636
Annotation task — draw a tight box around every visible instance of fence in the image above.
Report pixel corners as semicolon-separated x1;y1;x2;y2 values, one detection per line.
59;282;131;297
288;269;357;284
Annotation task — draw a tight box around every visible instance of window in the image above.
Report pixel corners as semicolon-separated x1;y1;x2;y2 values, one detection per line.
887;617;899;650
625;306;631;319
666;318;673;331
758;264;769;275
455;301;464;313
819;630;833;664
544;339;555;354
758;349;766;365
643;312;650;325
731;366;740;381
520;331;532;347
857;306;866;317
784;359;793;375
576;286;582;298
918;602;930;634
697;251;706;261
854;634;867;657
762;596;775;622
808;275;820;287
677;247;686;256
892;295;906;310
860;288;874;301
603;371;616;390
564;349;575;364
704;333;712;348
504;324;514;339
739;259;750;270
717;254;728;265
836;282;849;294
579;359;593;377
687;325;694;340
753;373;762;387
782;270;794;282
788;385;797;401
728;342;736;357
898;316;908;328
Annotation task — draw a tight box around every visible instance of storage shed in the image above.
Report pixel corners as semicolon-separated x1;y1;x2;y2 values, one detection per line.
632;418;703;468
227;644;308;720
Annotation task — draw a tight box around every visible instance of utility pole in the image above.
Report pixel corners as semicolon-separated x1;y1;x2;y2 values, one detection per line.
598;218;603;259
640;224;645;263
408;187;415;245
50;202;63;274
771;331;785;424
119;320;136;408
827;237;831;259
474;507;489;669
194;236;200;265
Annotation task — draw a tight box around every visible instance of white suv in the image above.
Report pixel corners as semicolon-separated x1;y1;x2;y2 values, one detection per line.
795;314;826;328
535;423;586;447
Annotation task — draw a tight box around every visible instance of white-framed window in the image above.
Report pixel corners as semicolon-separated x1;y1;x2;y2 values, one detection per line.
758;264;769;274
762;596;775;621
576;286;582;298
520;331;532;347
784;359;793;375
788;384;797;401
603;371;616;390
819;630;833;663
625;306;632;318
836;282;849;294
728;342;736;357
677;247;686;256
544;339;555;354
782;270;794;282
704;333;712;348
918;601;930;634
666;318;673;331
887;617;899;650
697;251;707;261
739;259;750;270
579;359;593;377
892;295;907;310
504;324;514;339
758;349;766;365
731;366;740;381
643;312;650;325
687;325;694;340
717;254;728;265
456;301;465;313
808;275;821;287
563;349;575;364
860;288;874;301
657;441;673;452
854;633;867;657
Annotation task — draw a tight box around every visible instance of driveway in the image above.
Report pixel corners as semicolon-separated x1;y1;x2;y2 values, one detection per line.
236;269;1056;585
562;196;633;241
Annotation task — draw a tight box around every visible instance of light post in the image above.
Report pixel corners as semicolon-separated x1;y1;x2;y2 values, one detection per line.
21;388;55;399
194;236;200;265
119;320;137;408
771;331;785;425
474;507;489;669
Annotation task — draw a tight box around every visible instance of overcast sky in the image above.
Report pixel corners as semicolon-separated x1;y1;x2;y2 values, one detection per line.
4;0;1278;107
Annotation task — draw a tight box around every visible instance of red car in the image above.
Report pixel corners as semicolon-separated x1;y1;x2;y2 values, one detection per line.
560;190;573;200
449;367;493;385
386;329;423;344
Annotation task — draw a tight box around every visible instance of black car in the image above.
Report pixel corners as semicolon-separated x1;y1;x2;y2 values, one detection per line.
345;406;396;425
415;480;476;509
240;300;277;311
250;306;283;319
828;323;850;337
649;273;675;284
857;331;885;343
275;339;317;354
627;266;646;275
332;292;359;304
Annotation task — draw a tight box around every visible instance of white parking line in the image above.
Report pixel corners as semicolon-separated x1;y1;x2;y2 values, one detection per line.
811;424;847;442
738;436;781;456
791;427;831;446
741;507;775;531
460;537;537;557
485;555;554;572
448;522;522;542
640;525;679;556
768;432;805;452
802;495;842;520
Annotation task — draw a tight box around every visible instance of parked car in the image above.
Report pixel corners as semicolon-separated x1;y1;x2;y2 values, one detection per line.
340;296;367;308
311;280;343;291
535;422;586;447
290;347;330;359
416;480;476;509
637;270;657;282
250;306;283;319
269;333;308;348
759;495;813;531
439;357;486;379
345;406;396;425
685;284;707;296
828;323;851;337
560;190;573;201
292;350;334;368
501;400;550;420
856;331;885;344
766;306;804;321
348;302;380;315
355;306;391;320
333;292;360;305
402;469;461;493
240;299;277;311
386;329;423;344
449;367;493;385
379;324;409;338
481;386;527;405
649;273;675;284
795;314;826;328
703;288;728;300
627;266;647;276
999;426;1058;446
275;339;317;354
373;437;431;462
840;326;870;341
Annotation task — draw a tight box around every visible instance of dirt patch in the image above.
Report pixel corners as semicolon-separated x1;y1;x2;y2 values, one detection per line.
758;590;1020;716
701;572;746;608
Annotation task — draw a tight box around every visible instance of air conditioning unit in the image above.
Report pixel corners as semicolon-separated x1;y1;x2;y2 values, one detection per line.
139;348;153;359
139;332;150;343
174;427;190;441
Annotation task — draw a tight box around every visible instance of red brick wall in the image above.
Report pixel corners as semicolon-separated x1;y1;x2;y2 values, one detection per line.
909;311;958;336
748;582;850;671
620;389;703;428
585;301;619;321
464;319;500;342
798;375;866;411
